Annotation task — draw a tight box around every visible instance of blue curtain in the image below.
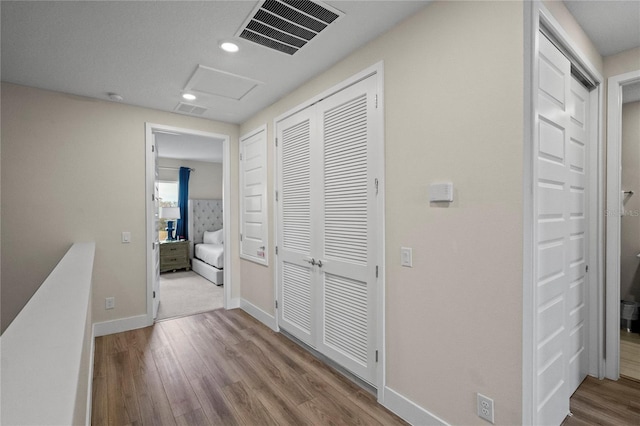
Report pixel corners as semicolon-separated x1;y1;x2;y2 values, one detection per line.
176;167;190;240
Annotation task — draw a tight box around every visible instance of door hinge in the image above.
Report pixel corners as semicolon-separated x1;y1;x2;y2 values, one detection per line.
240;153;243;161
152;193;155;201
586;265;589;273
275;300;278;309
375;350;378;362
275;246;278;255
375;178;379;195
153;291;156;298
376;265;379;278
275;137;278;147
275;190;279;202
152;145;155;152
240;233;243;242
375;94;378;108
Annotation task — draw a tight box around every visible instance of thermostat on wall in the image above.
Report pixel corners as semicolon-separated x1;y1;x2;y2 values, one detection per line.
429;182;454;202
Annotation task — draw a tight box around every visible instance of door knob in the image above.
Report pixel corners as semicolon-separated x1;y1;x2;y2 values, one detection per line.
304;257;316;266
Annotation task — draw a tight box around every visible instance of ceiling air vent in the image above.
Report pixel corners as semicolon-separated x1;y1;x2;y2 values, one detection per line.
237;0;343;55
174;102;207;116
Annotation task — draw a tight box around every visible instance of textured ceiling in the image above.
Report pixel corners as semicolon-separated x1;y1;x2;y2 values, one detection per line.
1;1;430;124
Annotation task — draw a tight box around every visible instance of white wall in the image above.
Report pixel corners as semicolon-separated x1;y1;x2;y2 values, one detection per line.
621;101;640;301
0;83;240;330
241;1;524;423
157;157;223;200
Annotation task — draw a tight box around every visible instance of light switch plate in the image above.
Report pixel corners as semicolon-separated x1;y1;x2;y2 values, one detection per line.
401;247;412;267
122;232;131;243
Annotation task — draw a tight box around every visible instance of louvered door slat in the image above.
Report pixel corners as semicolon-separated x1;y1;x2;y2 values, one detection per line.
282;119;311;254
323;93;368;265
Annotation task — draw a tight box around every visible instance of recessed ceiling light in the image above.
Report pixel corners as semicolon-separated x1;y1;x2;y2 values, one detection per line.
220;42;239;53
182;93;197;101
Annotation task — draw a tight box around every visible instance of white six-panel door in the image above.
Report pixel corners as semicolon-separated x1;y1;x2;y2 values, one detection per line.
535;33;590;425
276;74;379;385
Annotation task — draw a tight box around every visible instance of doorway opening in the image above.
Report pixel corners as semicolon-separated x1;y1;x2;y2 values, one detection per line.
145;123;231;324
605;71;640;381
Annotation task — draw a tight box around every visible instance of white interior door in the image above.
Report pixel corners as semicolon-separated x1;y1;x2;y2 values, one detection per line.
315;76;378;384
534;33;590;425
566;75;590;393
240;127;269;265
276;74;379;385
152;134;160;319
277;107;318;346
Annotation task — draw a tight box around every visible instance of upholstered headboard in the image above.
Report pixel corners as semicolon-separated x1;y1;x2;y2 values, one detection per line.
188;199;223;258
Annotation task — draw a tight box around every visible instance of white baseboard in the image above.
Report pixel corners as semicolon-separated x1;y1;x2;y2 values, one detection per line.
93;314;151;337
226;297;241;310
240;298;278;331
383;386;449;426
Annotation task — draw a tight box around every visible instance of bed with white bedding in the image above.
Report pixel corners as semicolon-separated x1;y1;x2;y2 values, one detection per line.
188;199;224;285
195;243;224;269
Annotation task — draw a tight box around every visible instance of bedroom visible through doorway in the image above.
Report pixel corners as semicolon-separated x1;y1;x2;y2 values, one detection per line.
145;123;231;324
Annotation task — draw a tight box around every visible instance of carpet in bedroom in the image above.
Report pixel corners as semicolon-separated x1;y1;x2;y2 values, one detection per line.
156;270;223;321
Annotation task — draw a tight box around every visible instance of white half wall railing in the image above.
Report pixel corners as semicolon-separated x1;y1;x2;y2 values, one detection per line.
1;242;95;425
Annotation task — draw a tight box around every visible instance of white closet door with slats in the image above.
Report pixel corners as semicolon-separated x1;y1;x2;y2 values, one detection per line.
277;107;317;346
534;33;591;426
276;72;380;386
316;76;378;384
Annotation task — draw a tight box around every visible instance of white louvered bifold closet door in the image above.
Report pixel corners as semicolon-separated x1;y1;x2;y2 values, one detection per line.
316;76;378;384
534;33;590;426
277;107;318;346
276;73;379;386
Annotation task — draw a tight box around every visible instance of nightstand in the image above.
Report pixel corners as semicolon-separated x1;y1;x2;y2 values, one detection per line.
160;240;190;272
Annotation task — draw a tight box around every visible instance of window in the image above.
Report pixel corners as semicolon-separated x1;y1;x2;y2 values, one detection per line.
158;181;178;241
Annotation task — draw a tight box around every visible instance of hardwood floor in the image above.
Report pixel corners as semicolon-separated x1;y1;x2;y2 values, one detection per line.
92;308;407;426
564;375;640;425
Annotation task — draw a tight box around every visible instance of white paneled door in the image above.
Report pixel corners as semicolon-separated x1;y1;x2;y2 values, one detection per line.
276;74;380;385
535;33;590;425
240;126;269;265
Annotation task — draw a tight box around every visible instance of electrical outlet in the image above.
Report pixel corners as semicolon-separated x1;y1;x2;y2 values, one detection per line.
477;393;494;424
105;297;115;310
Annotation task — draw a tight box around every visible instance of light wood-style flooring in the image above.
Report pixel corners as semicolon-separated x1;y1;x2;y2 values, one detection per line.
92;308;407;425
621;330;640;381
564;375;640;425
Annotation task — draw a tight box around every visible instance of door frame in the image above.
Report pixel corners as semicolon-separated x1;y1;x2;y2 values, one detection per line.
605;69;640;380
523;2;604;424
272;61;386;400
145;123;231;324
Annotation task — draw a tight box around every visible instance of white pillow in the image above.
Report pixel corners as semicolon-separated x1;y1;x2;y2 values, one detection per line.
203;229;224;244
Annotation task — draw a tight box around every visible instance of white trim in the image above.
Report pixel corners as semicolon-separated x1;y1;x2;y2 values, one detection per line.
382;387;449;426
93;314;150;337
374;62;387;404
522;2;536;423
523;2;605;424
145;123;232;319
222;133;232;309
240;298;278;331
605;69;640;380
239;124;269;266
227;297;241;310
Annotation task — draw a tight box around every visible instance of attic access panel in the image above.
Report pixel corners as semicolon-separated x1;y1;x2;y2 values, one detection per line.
237;0;343;55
